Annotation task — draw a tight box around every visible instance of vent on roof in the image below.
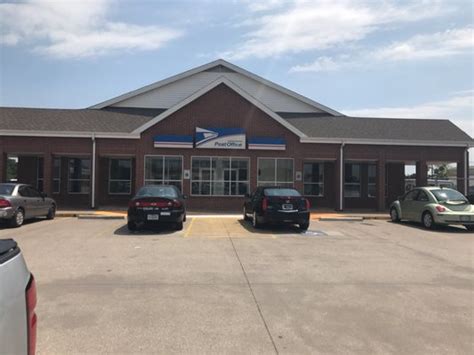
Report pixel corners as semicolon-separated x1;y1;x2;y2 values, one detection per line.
204;65;236;73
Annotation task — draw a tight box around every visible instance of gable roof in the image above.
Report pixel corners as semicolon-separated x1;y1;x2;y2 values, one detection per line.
131;77;308;138
90;59;342;116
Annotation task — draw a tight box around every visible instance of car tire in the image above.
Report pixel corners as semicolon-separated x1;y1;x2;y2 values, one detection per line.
10;209;25;228
243;206;250;221
252;212;261;229
183;214;187;222
127;221;137;231
422;211;436;230
390;208;400;222
464;225;474;232
299;222;310;231
175;221;184;231
46;205;56;220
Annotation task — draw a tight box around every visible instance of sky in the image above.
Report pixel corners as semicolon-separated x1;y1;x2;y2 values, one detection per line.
0;0;473;160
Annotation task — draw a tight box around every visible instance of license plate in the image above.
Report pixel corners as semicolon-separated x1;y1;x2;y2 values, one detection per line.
460;215;471;222
147;214;159;221
282;204;293;210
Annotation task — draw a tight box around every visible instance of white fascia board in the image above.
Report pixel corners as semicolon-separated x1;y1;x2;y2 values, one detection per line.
300;137;474;147
0;130;140;139
132;76;308;138
89;59;342;116
89;59;224;109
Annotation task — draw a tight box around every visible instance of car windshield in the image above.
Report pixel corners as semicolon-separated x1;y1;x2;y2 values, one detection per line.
0;184;15;196
264;188;301;197
136;185;178;198
431;189;468;204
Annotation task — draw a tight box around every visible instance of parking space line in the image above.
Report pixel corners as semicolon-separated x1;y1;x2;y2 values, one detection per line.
184;217;196;238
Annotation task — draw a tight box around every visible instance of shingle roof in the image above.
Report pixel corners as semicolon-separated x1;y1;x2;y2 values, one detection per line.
279;114;473;142
0;107;154;133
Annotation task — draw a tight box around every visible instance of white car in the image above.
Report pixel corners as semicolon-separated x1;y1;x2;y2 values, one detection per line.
0;239;37;354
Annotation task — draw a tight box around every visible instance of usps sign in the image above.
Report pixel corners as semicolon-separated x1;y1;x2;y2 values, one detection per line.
195;127;246;149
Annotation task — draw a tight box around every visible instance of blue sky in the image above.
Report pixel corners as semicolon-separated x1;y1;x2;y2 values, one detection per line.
1;0;472;143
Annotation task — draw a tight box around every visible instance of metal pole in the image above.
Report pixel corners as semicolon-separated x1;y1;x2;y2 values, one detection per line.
339;142;345;211
91;134;96;209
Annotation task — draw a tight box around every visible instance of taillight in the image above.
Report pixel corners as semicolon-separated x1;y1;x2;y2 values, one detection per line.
435;205;446;212
262;197;268;211
172;200;182;208
131;200;173;208
26;274;37;355
0;198;11;208
304;198;311;210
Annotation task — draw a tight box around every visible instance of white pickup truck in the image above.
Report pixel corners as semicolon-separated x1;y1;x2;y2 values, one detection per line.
0;239;37;355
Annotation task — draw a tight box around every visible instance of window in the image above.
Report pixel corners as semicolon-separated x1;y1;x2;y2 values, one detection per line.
68;158;91;194
257;158;293;187
191;157;249;196
368;164;376;198
53;158;61;194
303;162;324;196
145;156;183;192
404;189;419;201
109;159;132;195
417;190;430;202
37;158;44;192
344;163;361;198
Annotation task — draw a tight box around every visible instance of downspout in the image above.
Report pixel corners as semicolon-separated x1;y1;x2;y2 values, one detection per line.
465;147;469;195
91;133;96;209
339;142;345;211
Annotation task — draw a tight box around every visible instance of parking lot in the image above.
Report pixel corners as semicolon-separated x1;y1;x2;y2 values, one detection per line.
1;216;473;354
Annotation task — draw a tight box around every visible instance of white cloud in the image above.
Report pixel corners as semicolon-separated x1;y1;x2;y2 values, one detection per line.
342;90;474;137
290;26;473;72
222;0;450;60
0;0;183;59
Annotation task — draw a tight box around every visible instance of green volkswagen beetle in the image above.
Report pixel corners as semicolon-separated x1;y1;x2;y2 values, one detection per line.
390;187;474;231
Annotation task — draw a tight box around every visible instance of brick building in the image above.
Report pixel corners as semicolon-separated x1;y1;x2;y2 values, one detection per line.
0;60;472;211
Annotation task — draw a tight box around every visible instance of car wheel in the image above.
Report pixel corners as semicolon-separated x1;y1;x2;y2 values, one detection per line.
252;212;261;229
299;222;310;231
46;205;56;220
127;221;137;231
175;221;184;231
464;225;474;232
390;208;400;222
422;211;435;229
10;209;25;228
243;206;250;221
183;214;187;222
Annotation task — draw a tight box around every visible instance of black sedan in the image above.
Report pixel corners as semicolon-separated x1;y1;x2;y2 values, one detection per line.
127;185;186;231
243;186;311;230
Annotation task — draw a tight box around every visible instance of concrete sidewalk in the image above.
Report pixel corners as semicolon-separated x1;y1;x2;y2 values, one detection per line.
56;209;389;220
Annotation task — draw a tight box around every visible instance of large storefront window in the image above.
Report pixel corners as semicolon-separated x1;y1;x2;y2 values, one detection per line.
68;158;91;194
109;158;132;195
368;164;376;198
303;162;324;196
145;156;183;191
52;157;61;194
257;158;294;187
344;163;361;198
191;157;249;196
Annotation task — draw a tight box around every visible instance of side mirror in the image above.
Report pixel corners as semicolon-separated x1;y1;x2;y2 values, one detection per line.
182;195;188;199
245;193;251;198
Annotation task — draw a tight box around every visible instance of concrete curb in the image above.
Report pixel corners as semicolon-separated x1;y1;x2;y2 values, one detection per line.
77;215;125;220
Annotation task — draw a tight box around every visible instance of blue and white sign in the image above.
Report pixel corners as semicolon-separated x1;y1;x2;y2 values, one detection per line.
195;127;246;149
248;137;286;151
154;135;193;148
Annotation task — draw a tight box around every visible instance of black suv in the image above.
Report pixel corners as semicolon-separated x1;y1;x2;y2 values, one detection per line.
243;186;311;230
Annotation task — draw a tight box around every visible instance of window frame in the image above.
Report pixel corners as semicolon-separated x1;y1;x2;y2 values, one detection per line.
257;157;294;187
144;155;184;192
303;161;324;197
190;156;250;197
344;163;362;198
367;163;377;198
67;158;91;195
108;158;132;195
52;157;61;194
